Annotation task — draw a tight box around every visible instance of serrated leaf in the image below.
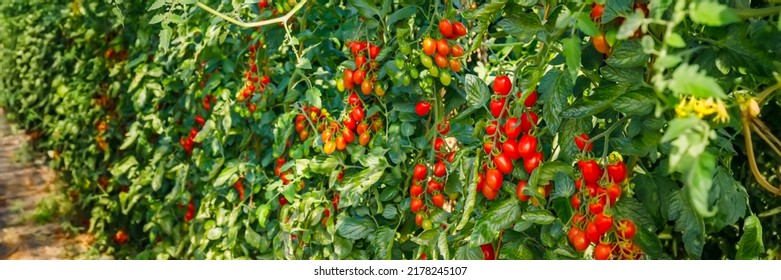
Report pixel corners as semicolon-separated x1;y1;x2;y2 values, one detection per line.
499;240;534;260
668;190;706;259
562;36;581;80
666;33;686;48
616;10;645;40
256;204;270;227
606;40;649;68
458;74;490;120
600;66;644;83
368;227;394;259
337;216;376;240
207;227;223;240
736;215;764;260
539;69;573;133
576;13;598;36
690;1;740;27
668;64;727;99
386;6;415;27
561;84;626;118
214;165;239;186
710;167;747;230
498;13;542;40
464;0;508;20
522;210;556;225
613;89;655;116
348;0;380;19
602;0;633;23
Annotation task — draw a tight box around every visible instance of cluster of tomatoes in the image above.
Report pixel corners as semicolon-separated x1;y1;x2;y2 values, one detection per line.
237;41;271;113
294;105;322;142
409;121;459;229
179;127;200;154
179;198;197;222
567;139;643;259
320;94;382;154
418;18;468;86
476;76;543;201
590;1;649;55
339;41;385;96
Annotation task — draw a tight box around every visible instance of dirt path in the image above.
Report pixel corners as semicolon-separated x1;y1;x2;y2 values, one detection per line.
0;108;90;259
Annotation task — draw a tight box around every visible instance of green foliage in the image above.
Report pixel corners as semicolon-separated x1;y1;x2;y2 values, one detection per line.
2;0;781;260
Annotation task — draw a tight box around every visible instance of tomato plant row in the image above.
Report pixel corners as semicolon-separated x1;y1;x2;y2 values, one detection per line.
1;0;781;260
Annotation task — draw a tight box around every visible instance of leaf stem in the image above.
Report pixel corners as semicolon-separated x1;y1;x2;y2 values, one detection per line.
741;108;781;196
731;6;781;19
195;0;307;28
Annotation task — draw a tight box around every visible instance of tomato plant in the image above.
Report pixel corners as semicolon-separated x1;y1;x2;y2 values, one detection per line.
2;0;781;260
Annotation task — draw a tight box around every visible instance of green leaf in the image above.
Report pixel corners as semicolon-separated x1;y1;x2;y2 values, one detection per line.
111;156;138;177
485;198;522;229
381;204;397;220
368;227;394;260
214;165;239;186
613;89;655;116
337;216;376;240
600;66;644;83
149;0;166;11
337;163;386;208
666;33;686;48
736;215;764;260
386;6;415;27
562;36;581;80
469;220;500;247
551;172;575;200
207;227;223;240
308;156;340;174
348;0;380;19
497;13;542;41
685;151;717;218
455;245;483;260
458;74;490;120
561;84;626;118
633;174;677;228
464;0;508;20
539;69;573;133
709;167;748;230
576;13;598;36
616;10;644;40
602;0;633;23
499;240;534;260
668;64;727;99
437;231;450;260
522;210;556;225
668;190;706;259
660;116;701;143
256;204;270;227
192;120;214;143
690;1;740;27
606;40;649;68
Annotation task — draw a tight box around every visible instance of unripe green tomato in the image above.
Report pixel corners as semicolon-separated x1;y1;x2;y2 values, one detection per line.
283;2;292;11
422;219;433;230
403;75;411;86
400;43;411;55
605;29;617;47
420;53;433;69
395;57;404;69
424;77;434;86
234;106;241;113
410;68;419;79
428;65;439;77
439;71;452;86
336;78;345;92
254;111;262;120
288;0;296;7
